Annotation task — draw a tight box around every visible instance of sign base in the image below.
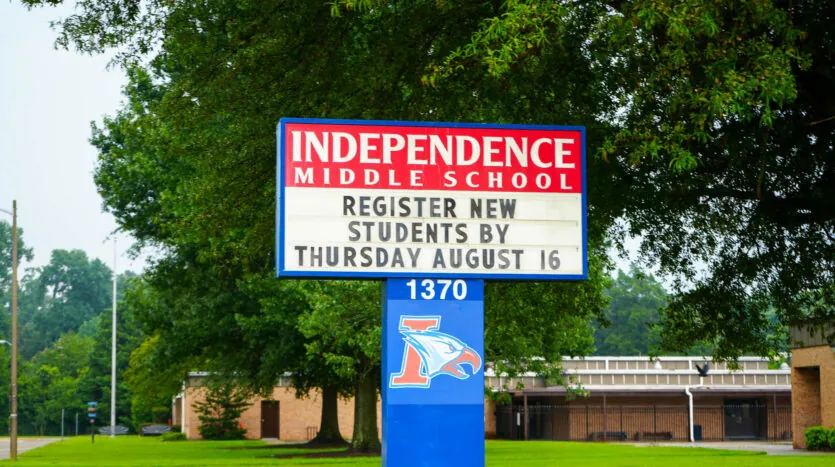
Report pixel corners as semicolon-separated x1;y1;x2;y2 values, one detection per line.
382;279;485;467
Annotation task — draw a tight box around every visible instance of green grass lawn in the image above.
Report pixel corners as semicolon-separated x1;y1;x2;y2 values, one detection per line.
3;437;831;466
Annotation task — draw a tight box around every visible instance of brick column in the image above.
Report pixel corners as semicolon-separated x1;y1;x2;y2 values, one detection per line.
791;366;821;449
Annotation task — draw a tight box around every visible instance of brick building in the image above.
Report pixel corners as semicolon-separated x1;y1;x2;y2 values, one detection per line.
790;323;835;449
487;356;792;442
172;373;383;441
174;356;791;442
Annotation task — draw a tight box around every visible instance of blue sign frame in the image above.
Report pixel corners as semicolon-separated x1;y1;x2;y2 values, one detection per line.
275;117;587;281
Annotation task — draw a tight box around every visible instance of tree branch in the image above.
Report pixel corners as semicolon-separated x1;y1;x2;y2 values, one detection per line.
809;115;835;126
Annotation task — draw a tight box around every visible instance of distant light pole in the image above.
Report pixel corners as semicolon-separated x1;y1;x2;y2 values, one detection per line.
0;201;20;461
110;238;117;437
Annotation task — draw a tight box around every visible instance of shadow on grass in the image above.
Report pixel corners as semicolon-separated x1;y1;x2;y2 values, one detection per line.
223;437;385;458
225;439;351;451
261;449;381;460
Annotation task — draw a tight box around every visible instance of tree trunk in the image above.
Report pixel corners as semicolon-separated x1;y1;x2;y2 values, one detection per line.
350;370;380;452
309;385;347;446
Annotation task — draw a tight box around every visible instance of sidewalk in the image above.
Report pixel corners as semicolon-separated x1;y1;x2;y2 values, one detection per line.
0;438;60;460
630;441;830;456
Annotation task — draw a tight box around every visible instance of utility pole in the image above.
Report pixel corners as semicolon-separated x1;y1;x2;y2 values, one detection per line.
9;201;18;462
111;238;117;437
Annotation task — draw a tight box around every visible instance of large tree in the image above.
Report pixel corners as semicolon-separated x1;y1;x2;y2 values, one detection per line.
594;266;667;356
298;280;382;451
18;332;94;435
333;0;835;358
16;0;708;454
240;276;353;446
20;249;113;358
21;0;620;452
76;272;144;428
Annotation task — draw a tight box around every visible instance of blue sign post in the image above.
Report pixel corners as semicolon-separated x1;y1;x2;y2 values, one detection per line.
383;279;485;467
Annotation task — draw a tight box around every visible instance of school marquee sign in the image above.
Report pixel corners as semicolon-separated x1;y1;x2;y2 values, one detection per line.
276;118;587;280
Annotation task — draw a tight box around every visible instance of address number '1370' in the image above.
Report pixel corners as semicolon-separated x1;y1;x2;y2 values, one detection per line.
405;279;467;300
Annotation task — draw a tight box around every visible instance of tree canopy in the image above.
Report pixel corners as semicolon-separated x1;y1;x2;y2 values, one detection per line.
323;0;833;358
20;249;113;358
594;266;667;357
0;228;145;434
17;1;618;449
16;0;835;426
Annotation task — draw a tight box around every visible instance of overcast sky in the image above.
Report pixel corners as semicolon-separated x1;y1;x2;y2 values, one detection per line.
0;2;146;274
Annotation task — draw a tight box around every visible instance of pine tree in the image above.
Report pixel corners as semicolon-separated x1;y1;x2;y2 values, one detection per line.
193;385;251;440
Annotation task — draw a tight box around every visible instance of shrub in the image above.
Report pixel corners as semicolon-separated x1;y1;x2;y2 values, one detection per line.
171;424;182;433
805;426;829;450
161;432;187;442
829;428;835;450
193;385;251;441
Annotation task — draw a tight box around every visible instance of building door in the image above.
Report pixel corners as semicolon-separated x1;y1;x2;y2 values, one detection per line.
724;399;764;440
261;401;280;439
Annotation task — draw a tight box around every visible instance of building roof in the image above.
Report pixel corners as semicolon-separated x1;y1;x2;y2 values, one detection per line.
188;356;792;393
790;322;834;349
486;356;791;392
513;385;791;397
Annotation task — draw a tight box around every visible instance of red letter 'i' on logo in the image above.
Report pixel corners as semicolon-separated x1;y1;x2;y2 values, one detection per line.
390;317;440;387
